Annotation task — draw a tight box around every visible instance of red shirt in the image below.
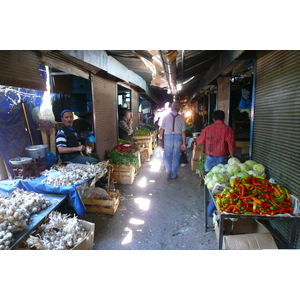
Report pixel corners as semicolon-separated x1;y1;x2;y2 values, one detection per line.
196;120;236;156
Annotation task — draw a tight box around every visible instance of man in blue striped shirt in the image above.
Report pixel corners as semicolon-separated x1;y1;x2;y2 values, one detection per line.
56;109;99;164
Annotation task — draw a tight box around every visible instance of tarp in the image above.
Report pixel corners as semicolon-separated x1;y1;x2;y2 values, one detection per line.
0;176;87;216
0;65;46;177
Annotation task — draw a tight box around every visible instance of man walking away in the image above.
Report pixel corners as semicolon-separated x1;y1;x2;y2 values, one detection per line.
158;101;186;180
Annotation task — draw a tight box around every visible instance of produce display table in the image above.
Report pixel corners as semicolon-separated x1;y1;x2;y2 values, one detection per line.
204;186;300;249
0;173;103;216
8;193;66;250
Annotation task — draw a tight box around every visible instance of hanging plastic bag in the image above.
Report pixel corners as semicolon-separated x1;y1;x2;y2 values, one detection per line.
46;150;58;169
179;150;188;164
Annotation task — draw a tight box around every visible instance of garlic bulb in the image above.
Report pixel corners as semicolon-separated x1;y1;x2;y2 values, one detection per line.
0;189;52;250
26;211;87;250
41;161;108;187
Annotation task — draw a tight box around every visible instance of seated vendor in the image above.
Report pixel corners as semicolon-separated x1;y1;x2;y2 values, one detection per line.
56;109;100;164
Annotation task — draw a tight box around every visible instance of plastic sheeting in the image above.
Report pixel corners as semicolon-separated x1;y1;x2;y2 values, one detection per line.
0;176;87;216
0;66;46;177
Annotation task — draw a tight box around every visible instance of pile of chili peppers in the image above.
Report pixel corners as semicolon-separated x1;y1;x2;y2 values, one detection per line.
113;143;139;154
214;176;294;215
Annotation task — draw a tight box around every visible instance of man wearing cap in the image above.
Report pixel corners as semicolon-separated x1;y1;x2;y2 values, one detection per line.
158;101;186;179
56;109;99;164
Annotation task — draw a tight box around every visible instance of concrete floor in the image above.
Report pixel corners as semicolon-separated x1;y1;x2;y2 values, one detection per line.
80;148;219;250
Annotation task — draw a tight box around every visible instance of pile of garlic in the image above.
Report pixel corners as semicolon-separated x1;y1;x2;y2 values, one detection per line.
0;189;51;250
26;211;87;250
41;161;108;187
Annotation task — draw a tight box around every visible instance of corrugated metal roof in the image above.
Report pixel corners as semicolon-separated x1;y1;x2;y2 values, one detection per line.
106;50;231;105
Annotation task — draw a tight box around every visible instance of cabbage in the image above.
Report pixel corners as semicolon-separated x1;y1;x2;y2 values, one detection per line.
226;164;241;176
236;171;248;178
244;160;257;168
217;163;225;167
210;166;222;173
247;170;259;176
224;164;229;168
219;167;227;173
212;172;229;184
238;163;250;172
252;163;265;175
227;157;241;165
206;179;217;190
224;172;231;179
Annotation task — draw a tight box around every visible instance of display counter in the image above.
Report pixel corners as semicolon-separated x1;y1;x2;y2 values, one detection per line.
204;186;300;249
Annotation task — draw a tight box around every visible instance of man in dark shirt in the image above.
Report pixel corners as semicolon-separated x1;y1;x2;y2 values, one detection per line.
118;109;136;142
56;109;99;164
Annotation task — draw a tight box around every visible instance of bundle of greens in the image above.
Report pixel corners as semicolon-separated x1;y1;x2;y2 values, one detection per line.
105;149;139;168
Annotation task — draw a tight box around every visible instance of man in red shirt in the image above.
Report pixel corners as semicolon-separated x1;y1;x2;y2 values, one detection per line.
196;110;236;215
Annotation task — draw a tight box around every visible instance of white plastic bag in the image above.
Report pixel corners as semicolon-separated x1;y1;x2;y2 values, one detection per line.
83;187;110;199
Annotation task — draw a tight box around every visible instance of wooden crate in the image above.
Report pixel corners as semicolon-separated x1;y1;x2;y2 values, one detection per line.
141;148;150;162
110;164;136;184
134;136;153;155
83;190;120;215
133;150;141;169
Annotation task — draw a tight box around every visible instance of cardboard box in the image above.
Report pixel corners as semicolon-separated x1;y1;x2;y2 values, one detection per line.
235;141;249;148
191;159;198;171
223;232;278;250
72;220;95;250
18;220;96;250
192;145;204;161
215;217;278;250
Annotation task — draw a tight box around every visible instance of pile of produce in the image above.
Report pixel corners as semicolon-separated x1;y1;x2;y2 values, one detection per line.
214;176;294;216
106;148;139;168
134;127;153;136
41;161;108;187
118;138;139;147
25;211;87;250
113;143;139;154
204;157;266;190
0;189;51;250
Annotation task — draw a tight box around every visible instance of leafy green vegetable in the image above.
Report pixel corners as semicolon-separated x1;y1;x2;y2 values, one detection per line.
212;172;229;184
196;155;206;173
238;163;250;172
252;163;265;175
227;165;241;176
105;149;139;168
244;160;257;168
118;138;140;147
135;128;152;136
228;157;241;165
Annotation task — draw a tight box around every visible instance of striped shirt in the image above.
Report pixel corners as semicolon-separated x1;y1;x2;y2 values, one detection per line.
196;120;236;156
56;127;80;148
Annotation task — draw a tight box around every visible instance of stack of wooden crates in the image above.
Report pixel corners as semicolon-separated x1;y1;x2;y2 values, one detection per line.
134;135;153;163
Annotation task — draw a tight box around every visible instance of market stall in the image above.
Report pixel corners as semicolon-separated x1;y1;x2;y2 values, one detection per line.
0;159;108;250
0;161;108;216
202;157;300;249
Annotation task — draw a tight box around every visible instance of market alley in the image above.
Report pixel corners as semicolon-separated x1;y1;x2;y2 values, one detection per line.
80;148;218;250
